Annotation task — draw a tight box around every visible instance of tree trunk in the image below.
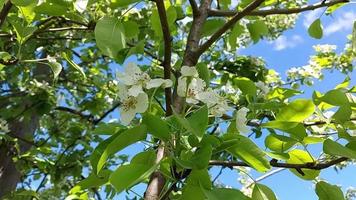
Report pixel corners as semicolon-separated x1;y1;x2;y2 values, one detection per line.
0;57;49;198
0;116;38;197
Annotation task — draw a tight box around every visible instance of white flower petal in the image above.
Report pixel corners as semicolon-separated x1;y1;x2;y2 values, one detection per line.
177;77;187;97
236;107;250;133
120;108;136;125
135;93;149;113
128;84;144;97
181;66;198;77
118;84;129;100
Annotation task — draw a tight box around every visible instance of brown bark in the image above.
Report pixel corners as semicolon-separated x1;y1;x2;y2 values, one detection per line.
0;58;49;197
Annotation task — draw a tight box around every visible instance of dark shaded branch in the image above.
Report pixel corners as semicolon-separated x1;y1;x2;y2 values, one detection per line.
209;157;349;170
189;0;199;17
93;102;121;125
154;0;173;116
182;0;212;66
55;106;93;121
208;0;349;17
0;0;12;28
197;0;265;56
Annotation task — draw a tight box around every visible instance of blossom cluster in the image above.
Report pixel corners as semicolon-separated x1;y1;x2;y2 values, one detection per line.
0;118;9;134
286;44;354;84
177;66;232;117
117;63;172;125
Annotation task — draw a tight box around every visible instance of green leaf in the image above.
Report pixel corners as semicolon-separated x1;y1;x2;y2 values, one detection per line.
110;0;140;7
202;19;226;37
180;169;211;200
34;1;68;16
233;77;257;96
308;19;323;39
122;20;139;39
70;170;111;193
265;133;296;152
90;133;121;174
96;125;147;173
11;21;37;44
315;181;345;200
175;145;212;169
188;105;208;140
62;53;86;79
11;0;37;6
228;23;244;50
14;190;39;199
276;99;315;122
109;151;157;194
247;20;269;43
287;149;320;180
262;122;307;140
95;16;126;58
47;62;62;81
224;134;271;172
319;89;349;106
196;63;210;86
174;105;208;141
204;188;251;200
252;184;277;200
323;139;356;159
142;114;170;141
92;122;123;135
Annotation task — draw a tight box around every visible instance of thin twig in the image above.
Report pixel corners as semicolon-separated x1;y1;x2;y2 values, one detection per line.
209;157;348;170
208;0;349;17
197;0;265;56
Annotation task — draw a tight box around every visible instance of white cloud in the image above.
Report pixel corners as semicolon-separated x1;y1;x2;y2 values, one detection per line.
324;11;356;36
270;35;303;51
303;9;323;28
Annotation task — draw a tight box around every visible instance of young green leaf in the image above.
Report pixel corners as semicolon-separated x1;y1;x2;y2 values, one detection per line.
96;125;147;173
276;99;315;122
142;114;170;141
252;184;277;200
224;134;271;172
109;151;157;194
323;139;356;159
204;188;251;200
308;19;323;39
62;53;87;79
315;181;345;200
95;17;126;58
287;149;320;180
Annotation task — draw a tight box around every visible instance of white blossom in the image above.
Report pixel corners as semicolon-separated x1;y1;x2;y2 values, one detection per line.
180;65;198;77
0;118;9;134
177;77;206;104
197;89;233;117
255;81;269;95
118;84;148;125
146;78;173;89
236;107;250;133
118;63;172;96
313;44;337;54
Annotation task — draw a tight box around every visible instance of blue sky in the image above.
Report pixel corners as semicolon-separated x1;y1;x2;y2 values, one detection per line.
102;3;356;199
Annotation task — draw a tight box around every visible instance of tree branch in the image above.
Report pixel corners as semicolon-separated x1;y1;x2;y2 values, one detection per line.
209;157;348;170
182;0;213;66
0;0;12;28
197;0;265;56
208;0;349;17
145;1;172;199
153;0;172;116
189;0;199;17
93;102;121;125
